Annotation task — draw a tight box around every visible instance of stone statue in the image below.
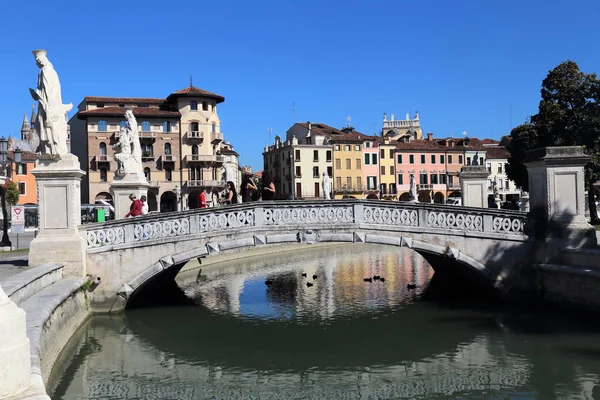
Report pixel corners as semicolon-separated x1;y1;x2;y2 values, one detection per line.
29;49;72;157
321;172;331;200
112;112;143;177
409;174;418;202
126;110;142;165
472;151;479;166
222;164;234;184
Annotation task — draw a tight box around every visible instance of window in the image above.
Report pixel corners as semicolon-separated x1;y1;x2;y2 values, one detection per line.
389;166;394;175
138;103;149;108
164;143;171;155
313;166;319;178
365;142;371;148
162;121;171;133
100;168;107;182
336;177;342;189
365;153;370;165
295;150;300;161
327;166;333;177
448;155;453;164
212;123;216;133
498;164;502;173
346;177;352;187
389;149;394;159
467;157;471;166
397;154;402;164
119;103;125;107
419;173;428;184
191;144;199;155
313;150;319;161
355;145;360;151
142;144;153;157
389;183;397;194
335;145;340;151
431;174;438;184
420;155;426;164
431;155;436;164
326;150;332;161
98;120;107;132
141;121;151;131
458;155;463;164
367;176;377;190
18;182;25;195
295;166;301;177
165;167;172;181
380;166;385;175
371;154;378;165
97;103;104;108
356;177;361;190
345;158;351;169
380;149;385;159
99;142;107;155
409;155;414;164
345;145;351;151
144;167;151;182
202;102;208;111
190;101;197;110
398;174;403;185
440;155;445;164
480;157;484;166
16;163;27;175
380;183;387;195
440;174;447;184
356;158;361;169
335;158;341;169
120;120;127;128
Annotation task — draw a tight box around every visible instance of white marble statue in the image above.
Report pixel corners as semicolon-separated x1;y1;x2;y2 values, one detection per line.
322;172;331;200
29;49;72;157
222;164;234;184
409;174;418;202
112;112;143;177
126;110;142;165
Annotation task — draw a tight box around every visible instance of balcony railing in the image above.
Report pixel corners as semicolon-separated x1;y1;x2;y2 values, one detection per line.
447;183;461;190
96;155;111;162
211;132;223;143
418;184;433;190
162;155;175;162
333;184;363;193
187;131;204;140
141;155;155;162
187;179;226;188
184;155;225;163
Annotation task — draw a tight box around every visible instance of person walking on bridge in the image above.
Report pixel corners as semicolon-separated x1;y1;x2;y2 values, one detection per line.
198;188;208;208
125;194;143;218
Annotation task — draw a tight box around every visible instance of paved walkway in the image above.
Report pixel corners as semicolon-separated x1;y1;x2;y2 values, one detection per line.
0;250;31;284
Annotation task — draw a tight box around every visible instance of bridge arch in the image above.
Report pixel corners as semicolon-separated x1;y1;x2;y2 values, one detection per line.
79;200;531;312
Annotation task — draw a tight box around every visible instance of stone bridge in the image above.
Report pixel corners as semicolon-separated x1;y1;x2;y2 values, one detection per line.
78;200;531;312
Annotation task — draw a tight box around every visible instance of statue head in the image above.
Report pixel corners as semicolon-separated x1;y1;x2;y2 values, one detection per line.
32;49;48;68
125;109;134;119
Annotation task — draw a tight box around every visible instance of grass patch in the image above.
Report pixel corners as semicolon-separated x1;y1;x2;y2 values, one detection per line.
80;278;92;292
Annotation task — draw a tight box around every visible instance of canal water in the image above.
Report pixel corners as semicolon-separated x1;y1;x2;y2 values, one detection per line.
49;244;600;399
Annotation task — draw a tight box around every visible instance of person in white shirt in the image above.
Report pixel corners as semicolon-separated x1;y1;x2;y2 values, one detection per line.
140;195;149;215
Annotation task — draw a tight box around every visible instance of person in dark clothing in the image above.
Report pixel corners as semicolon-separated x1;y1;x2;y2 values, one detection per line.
220;181;239;205
261;171;276;201
241;175;258;203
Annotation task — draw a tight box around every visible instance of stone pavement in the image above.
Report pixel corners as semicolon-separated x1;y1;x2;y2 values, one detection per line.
0;250;31;284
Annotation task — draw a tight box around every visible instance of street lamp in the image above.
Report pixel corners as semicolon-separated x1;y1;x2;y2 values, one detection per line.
0;137;12;247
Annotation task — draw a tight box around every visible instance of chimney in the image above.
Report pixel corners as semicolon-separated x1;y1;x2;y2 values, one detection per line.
427;133;433;141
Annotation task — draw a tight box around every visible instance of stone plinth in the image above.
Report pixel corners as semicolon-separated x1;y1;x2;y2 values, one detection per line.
110;173;150;220
0;286;31;398
29;154;86;277
525;146;596;249
459;166;489;208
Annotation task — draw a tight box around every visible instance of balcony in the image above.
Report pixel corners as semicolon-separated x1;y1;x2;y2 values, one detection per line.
187;131;204;141
447;183;461;190
161;154;175;163
95;155;112;163
211;132;223;143
184;154;225;163
141;155;155;162
187;179;226;188
418;184;433;191
333;184;363;193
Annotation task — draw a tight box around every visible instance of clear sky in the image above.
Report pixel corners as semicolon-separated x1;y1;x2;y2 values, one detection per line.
1;0;599;171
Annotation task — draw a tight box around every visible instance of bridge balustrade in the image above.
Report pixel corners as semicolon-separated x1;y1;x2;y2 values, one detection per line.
79;201;528;250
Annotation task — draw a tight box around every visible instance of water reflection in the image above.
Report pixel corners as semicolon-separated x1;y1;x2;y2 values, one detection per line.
50;244;600;400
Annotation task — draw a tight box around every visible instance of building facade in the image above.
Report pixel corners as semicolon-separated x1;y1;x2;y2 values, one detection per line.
70;85;237;211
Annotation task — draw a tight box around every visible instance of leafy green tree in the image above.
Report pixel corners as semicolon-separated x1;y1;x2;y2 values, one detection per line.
506;61;600;223
4;180;19;206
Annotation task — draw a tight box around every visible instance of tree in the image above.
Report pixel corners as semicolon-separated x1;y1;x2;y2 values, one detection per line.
506;61;600;223
4;181;19;207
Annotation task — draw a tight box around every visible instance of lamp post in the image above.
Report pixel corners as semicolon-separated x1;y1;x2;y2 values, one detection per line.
0;138;12;248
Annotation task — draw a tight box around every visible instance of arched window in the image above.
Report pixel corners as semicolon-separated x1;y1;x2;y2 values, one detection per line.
162;121;171;133
191;144;199;155
165;167;172;181
164;143;171;155
99;142;107;155
98;120;107;132
141;121;151;131
190;122;199;132
211;123;216;133
144;167;151;182
190;101;197;111
100;168;107;182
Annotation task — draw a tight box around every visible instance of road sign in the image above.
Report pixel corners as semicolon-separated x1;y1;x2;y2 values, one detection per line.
11;206;25;234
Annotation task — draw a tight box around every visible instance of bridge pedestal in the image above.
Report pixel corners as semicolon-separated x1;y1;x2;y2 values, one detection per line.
525;146;596;253
110;173;150;220
29;155;87;277
459;166;488;208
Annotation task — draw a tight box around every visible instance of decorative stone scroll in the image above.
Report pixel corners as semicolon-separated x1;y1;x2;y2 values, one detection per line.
86;227;126;248
198;210;255;232
134;218;190;241
363;206;418;227
426;211;483;232
492;216;526;235
263;206;353;225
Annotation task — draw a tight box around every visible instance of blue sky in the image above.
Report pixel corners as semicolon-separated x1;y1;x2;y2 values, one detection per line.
1;0;599;171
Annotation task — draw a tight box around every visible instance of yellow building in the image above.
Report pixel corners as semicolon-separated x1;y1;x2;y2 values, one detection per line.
378;138;397;199
329;127;372;199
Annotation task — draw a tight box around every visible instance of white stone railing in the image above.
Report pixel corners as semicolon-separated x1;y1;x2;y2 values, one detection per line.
79;200;529;249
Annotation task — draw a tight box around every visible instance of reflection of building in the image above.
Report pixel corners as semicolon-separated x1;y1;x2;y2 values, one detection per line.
70;84;238;211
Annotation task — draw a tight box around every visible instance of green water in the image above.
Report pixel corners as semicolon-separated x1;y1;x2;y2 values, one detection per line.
50;244;600;399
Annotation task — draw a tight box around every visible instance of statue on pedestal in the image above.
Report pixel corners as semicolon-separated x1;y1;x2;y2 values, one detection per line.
29;49;72;157
409;174;418;202
112;111;143;177
321;172;331;199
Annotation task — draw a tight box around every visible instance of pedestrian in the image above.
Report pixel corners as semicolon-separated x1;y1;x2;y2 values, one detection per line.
261;171;276;200
125;194;143;218
241;174;258;203
198;187;208;208
140;195;149;215
219;181;239;205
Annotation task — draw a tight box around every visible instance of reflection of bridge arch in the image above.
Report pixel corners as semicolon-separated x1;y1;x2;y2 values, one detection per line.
80;200;531;312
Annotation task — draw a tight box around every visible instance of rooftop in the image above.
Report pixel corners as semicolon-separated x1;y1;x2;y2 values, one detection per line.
167;85;225;103
78;107;180;119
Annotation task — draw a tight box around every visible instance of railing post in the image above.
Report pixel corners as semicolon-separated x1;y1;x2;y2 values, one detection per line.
418;208;427;229
483;214;493;234
124;224;135;242
353;203;363;226
189;214;199;234
254;206;264;227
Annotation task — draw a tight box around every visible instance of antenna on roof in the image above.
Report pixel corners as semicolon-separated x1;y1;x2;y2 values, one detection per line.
292;101;296;122
346;116;351;127
190;74;193;87
268;127;272;144
509;102;513;131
